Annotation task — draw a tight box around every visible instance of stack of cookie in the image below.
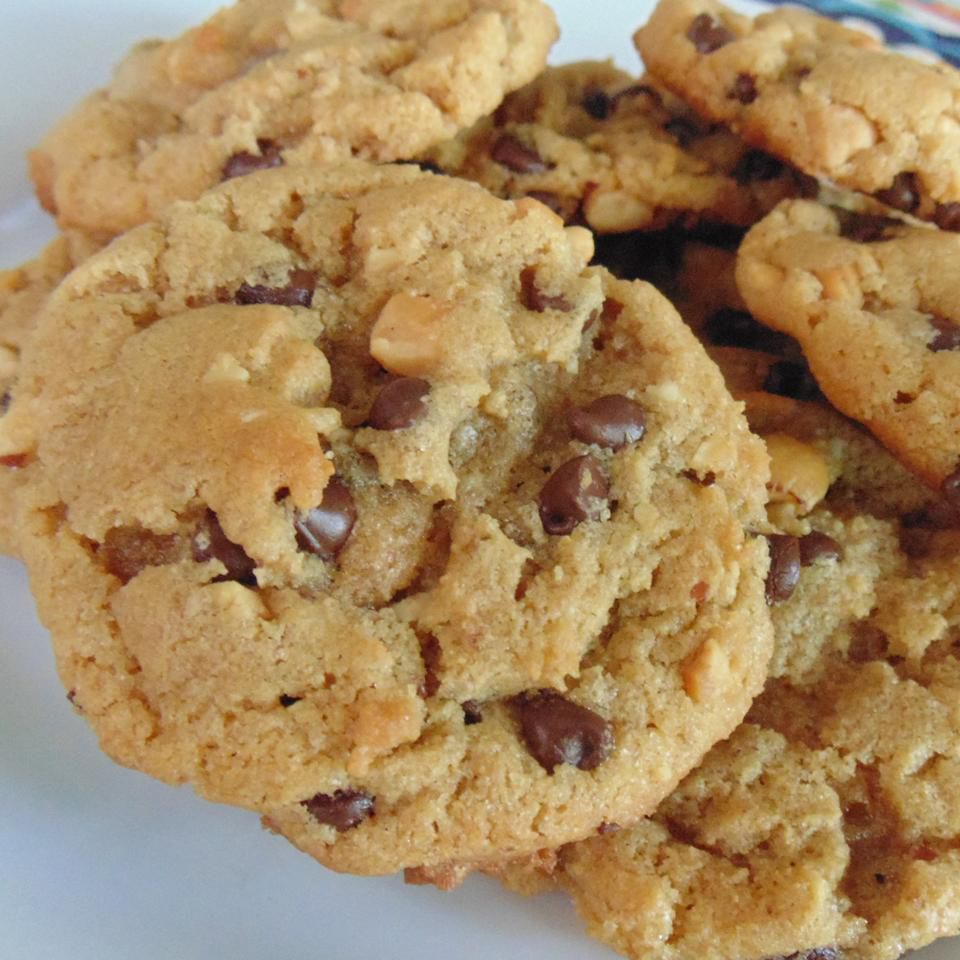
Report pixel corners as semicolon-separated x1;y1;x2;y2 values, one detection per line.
1;1;959;958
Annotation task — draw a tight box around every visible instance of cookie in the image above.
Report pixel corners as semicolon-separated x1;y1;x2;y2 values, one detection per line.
634;0;960;231
425;60;810;233
494;374;960;960
7;162;772;877
735;198;960;498
29;0;557;241
0;234;96;556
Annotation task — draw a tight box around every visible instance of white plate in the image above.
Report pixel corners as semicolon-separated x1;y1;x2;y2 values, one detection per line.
1;3;958;959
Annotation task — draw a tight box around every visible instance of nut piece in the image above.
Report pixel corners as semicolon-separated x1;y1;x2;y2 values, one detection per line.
815;263;860;302
583;189;653;234
370;293;448;376
764;433;830;516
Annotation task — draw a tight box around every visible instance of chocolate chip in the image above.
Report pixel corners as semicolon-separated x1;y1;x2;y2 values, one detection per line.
569;395;646;450
520;266;573;312
538;455;609;536
279;694;302;707
763;360;822;401
687;13;734;53
418;634;442;699
733;150;783;184
0;453;29;469
798;531;843;566
102;526;181;584
367;377;429;430
511;689;613;773
193;511;257;585
301;789;374;831
875;172;920;213
294;477;357;560
682;469;716;487
730;73;758;104
462;700;483;725
894;391;915;405
943;463;960;506
582;89;612;120
764;534;801;604
835;209;900;243
934;202;960;232
490;134;550;174
222;138;284;180
524;190;580;224
927;315;960;352
235;268;316;307
663;116;702;149
704;307;790;353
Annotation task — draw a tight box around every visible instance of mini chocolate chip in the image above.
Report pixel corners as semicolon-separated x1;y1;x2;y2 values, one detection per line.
418;634;442;699
687;12;734;53
301;789;374;831
511;689;613;773
569;395;646;450
765;534;801;604
763;360;822;401
103;526;181;584
539;455;609;536
798;531;843;566
682;469;716;487
875;172;920;213
235;268;316;307
934;202;960;232
704;307;790;353
943;464;960;506
193;511;258;585
524;190;580;224
733;150;783;184
279;694;302;707
520;266;573;312
490;134;550;174
462;700;483;725
222;138;284;180
927;315;960;352
875;872;887;884
663;116;701;149
730;73;757;103
294;477;357;560
835;209;900;243
368;377;429;430
582;89;612;120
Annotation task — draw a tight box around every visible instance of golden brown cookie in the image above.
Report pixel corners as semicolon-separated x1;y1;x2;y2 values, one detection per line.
7;162;772;877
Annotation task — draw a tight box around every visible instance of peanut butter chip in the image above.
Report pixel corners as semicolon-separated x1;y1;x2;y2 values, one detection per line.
511;690;613;773
538;455;609;536
367;378;429;430
569;395;647;450
235;268;316;307
301;789;374;832
221;139;284;180
294;477;357;560
875;172;920;213
686;13;734;53
490;134;550;174
927;315;960;353
798;531;844;566
764;534;801;604
192;510;257;585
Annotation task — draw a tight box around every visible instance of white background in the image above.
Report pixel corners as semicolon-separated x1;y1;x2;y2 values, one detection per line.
1;2;958;958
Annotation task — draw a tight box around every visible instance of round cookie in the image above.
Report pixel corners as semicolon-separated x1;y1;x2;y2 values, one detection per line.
8;162;772;877
736;198;960;499
425;60;810;234
30;0;558;241
634;0;960;231
493;378;960;960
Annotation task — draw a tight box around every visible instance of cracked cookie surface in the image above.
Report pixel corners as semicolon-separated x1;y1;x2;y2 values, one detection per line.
29;0;557;241
736;198;960;498
634;0;960;229
8;162;772;876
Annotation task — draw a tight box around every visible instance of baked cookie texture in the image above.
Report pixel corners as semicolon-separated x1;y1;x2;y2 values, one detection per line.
29;0;558;241
0;234;97;556
634;0;960;230
425;60;810;233
494;368;960;960
736;198;960;498
8;163;773;876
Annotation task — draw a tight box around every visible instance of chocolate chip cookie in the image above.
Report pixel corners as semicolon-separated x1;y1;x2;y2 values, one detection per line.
494;369;960;960
635;0;960;230
736;198;960;498
8;161;773;877
425;60;810;233
30;0;558;241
